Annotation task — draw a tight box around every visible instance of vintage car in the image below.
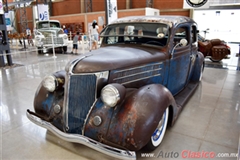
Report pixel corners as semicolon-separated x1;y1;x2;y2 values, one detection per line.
35;20;68;54
198;33;231;62
26;16;204;159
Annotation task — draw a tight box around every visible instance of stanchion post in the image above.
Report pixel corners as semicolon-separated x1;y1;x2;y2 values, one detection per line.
89;34;91;52
51;33;57;58
82;35;85;54
0;50;5;67
16;38;19;49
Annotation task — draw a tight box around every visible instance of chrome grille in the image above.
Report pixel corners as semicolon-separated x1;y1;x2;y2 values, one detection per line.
67;74;97;134
42;37;64;45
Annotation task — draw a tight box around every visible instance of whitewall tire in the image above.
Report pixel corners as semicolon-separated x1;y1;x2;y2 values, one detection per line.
145;107;169;150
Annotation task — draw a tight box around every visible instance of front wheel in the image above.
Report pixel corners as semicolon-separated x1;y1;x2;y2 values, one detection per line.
145;107;169;151
37;47;42;54
62;46;67;53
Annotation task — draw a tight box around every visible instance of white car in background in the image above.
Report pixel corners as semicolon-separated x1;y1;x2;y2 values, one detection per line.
35;20;68;54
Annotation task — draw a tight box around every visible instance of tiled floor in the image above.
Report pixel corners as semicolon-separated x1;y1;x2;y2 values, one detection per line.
1;43;240;160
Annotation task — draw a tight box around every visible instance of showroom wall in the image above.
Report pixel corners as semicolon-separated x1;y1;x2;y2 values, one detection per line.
51;0;188;16
193;9;240;42
51;8;146;34
14;0;189;33
50;0;189;34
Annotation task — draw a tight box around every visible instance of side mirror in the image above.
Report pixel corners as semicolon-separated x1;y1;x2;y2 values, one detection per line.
171;38;188;58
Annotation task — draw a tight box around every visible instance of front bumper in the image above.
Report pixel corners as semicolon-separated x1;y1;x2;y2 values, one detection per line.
26;110;136;160
35;44;67;48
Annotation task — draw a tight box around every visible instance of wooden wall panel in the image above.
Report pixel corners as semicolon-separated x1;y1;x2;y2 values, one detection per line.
14;0;190;33
52;1;81;15
16;7;34;33
131;0;184;9
132;0;146;8
92;0;105;12
91;0;127;12
50;9;146;34
51;14;85;24
154;0;184;9
118;9;145;17
160;10;190;17
117;0;127;10
50;0;185;16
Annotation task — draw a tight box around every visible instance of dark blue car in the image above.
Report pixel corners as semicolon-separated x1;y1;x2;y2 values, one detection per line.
27;15;204;160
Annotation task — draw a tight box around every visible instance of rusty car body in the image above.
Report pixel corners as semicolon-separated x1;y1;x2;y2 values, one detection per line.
26;16;204;160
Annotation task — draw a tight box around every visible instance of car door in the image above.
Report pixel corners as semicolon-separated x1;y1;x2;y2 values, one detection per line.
167;25;192;95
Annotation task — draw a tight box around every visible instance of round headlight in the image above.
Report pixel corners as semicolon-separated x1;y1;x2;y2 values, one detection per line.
63;34;68;39
42;75;57;92
101;84;125;107
35;36;41;41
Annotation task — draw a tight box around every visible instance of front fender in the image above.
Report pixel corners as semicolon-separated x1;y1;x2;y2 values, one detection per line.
33;70;66;130
85;84;177;151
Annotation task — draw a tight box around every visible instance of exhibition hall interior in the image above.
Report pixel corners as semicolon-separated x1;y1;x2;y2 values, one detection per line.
1;0;240;160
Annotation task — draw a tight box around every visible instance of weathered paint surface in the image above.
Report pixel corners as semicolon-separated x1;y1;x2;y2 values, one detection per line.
84;84;176;151
84;99;115;142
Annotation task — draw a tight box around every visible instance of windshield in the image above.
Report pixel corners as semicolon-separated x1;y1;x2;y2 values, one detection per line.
37;21;61;29
101;23;169;47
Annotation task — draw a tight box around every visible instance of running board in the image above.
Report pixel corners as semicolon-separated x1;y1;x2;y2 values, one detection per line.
174;82;199;108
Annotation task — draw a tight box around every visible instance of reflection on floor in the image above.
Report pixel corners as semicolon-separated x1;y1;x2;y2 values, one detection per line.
1;43;240;160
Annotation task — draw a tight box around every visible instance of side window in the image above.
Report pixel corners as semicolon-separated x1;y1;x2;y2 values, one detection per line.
191;25;197;43
174;27;189;46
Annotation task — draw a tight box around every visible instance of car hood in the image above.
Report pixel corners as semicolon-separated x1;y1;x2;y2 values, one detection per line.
72;45;168;73
37;28;61;35
38;28;61;31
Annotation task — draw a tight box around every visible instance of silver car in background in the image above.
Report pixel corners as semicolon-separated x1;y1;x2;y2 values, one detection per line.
35;20;68;54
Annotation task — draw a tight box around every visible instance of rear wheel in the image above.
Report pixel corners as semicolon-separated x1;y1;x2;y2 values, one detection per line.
145;107;169;151
192;61;204;82
199;62;204;81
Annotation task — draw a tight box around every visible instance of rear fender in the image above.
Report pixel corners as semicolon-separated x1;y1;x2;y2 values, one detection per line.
191;52;204;82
